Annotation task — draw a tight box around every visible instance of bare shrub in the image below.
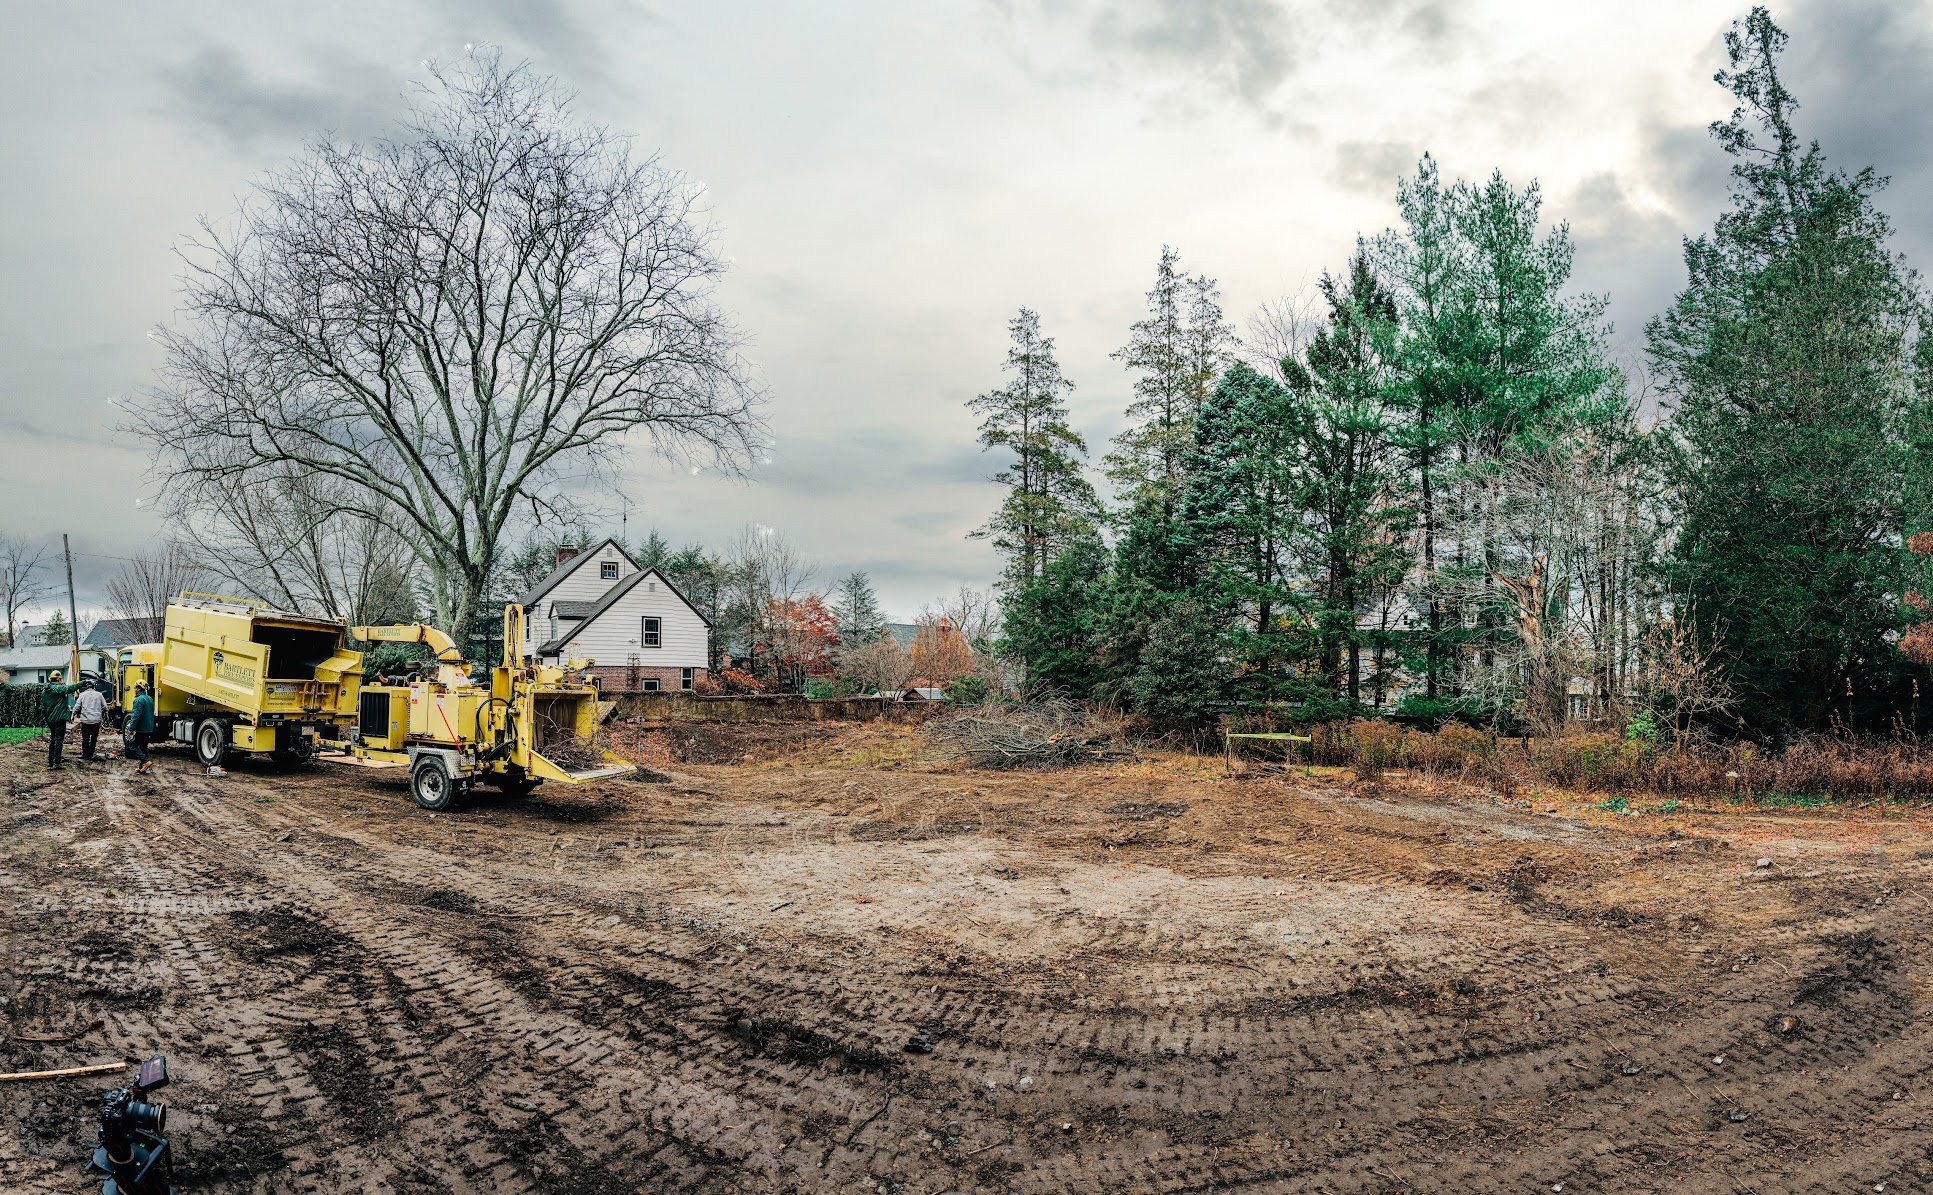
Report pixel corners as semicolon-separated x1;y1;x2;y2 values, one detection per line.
929;699;1130;770
1303;718;1933;802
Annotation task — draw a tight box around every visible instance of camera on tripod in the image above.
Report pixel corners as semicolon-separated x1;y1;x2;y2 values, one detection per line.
89;1054;173;1195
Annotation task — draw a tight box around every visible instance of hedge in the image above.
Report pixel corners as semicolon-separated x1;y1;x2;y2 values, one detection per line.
0;684;52;728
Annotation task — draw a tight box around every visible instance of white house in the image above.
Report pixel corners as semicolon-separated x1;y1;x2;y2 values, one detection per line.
517;539;710;693
0;646;114;687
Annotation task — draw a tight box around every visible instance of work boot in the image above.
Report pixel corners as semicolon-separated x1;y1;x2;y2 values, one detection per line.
137;761;153;775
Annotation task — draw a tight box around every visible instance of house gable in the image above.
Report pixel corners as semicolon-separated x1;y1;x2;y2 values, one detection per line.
523;539;645;647
517;537;639;610
534;567;709;667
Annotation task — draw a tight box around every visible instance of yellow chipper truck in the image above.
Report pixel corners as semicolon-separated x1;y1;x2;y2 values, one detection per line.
321;603;633;810
116;594;363;768
117;596;632;810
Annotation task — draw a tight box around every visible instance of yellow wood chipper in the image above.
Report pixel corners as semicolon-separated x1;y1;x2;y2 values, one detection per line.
320;604;634;809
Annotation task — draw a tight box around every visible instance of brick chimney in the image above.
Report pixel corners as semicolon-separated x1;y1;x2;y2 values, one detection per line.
554;545;580;567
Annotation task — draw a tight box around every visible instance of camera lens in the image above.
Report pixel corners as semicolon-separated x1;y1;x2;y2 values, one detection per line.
125;1100;165;1134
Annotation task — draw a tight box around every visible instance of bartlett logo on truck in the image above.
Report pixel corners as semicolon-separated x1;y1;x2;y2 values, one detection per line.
211;650;256;687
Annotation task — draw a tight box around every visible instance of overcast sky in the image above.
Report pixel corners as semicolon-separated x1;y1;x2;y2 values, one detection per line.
3;0;1929;626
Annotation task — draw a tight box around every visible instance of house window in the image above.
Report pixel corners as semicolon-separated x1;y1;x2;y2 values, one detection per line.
642;617;661;648
601;560;619;580
643;677;660;691
681;667;694;691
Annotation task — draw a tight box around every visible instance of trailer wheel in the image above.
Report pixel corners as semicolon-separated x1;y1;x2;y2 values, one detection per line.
410;756;461;811
194;719;230;768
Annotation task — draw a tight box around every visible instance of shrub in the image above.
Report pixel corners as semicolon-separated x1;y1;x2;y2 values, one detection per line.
943;674;989;704
1391;694;1492;730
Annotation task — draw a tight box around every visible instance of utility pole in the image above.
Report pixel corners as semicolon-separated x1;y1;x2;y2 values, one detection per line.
62;534;81;679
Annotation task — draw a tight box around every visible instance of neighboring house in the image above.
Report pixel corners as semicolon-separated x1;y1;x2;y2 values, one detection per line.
879;687;947;702
518;539;710;693
83;618;152;649
0;646;114;687
884;622;917;649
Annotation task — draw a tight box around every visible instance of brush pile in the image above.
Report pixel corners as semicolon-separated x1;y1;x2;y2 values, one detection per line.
929;698;1131;770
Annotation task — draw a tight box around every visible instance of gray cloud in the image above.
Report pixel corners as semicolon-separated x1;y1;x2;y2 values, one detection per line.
1782;0;1933;265
1329;138;1420;197
1087;0;1299;111
157;46;405;154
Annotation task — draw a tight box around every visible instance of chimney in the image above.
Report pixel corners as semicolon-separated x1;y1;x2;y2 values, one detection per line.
554;545;580;567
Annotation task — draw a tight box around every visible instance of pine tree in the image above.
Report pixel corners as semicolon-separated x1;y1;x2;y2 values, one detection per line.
1371;156;1465;697
1174;363;1302;692
1372;156;1619;704
1000;535;1110;698
969;309;1098;585
1280;252;1413;703
1105;247;1235;515
1652;6;1929;731
37;611;72;647
633;529;673;571
831;570;887;647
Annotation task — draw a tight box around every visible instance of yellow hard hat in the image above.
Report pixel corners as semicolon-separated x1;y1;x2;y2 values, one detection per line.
49;669;63;680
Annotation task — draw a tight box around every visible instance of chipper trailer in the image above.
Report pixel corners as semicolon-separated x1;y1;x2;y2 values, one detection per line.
320;604;634;810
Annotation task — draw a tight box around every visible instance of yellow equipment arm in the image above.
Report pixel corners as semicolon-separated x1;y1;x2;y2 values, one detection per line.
352;624;468;666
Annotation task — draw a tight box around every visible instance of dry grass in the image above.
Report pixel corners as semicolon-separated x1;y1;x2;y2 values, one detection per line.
1301;718;1933;801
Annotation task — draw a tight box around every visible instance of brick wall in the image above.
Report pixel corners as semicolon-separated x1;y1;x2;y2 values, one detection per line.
589;664;704;694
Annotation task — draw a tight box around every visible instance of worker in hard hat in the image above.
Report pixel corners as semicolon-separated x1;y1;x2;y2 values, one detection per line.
39;669;83;770
126;682;156;775
72;679;108;762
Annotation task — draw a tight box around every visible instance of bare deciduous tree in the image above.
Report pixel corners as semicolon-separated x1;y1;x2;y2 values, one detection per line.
184;467;418;625
0;534;49;648
136;49;765;637
837;632;913;696
106;542;207;642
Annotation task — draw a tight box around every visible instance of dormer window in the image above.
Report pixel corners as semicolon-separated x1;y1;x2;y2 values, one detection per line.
601;561;619;580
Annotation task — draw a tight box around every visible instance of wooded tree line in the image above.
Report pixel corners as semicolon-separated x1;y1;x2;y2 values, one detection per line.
979;8;1933;737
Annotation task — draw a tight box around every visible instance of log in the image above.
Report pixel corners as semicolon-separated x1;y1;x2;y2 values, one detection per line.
0;1061;127;1082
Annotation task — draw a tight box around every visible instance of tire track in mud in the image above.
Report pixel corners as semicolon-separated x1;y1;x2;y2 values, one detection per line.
15;753;1933;1193
120;771;965;1191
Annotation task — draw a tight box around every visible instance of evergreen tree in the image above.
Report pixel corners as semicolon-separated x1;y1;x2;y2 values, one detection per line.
633;529;673;571
1174;363;1301;694
831;570;887;647
1371;156;1465;696
969;308;1098;585
37;610;71;647
1098;247;1236;702
1104;247;1235;517
1652;6;1929;731
1000;535;1110;698
1373;156;1619;703
1280;252;1413;702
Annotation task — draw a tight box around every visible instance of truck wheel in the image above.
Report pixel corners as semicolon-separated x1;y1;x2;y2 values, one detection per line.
410;756;461;811
194;719;230;768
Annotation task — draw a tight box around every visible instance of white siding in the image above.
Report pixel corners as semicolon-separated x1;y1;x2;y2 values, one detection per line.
531;542;637;645
545;571;708;669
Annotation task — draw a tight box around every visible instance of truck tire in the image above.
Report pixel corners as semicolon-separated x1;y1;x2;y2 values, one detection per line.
194;719;230;768
410;756;461;811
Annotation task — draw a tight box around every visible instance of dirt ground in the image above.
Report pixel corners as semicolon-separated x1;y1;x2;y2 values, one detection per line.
3;723;1931;1194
